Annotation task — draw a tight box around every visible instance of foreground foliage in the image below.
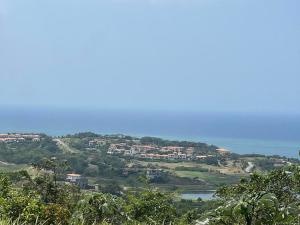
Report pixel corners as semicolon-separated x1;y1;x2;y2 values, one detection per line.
1;157;300;224
202;165;300;225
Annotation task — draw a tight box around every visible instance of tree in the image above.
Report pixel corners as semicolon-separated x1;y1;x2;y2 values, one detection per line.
127;190;177;224
72;193;127;225
204;166;300;225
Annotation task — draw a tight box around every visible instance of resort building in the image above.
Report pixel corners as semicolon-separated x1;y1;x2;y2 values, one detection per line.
216;148;231;155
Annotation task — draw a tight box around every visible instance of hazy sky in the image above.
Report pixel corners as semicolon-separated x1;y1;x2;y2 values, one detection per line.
0;0;299;114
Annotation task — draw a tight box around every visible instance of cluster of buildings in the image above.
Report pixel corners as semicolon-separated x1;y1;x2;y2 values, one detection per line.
0;133;41;142
87;136;231;162
105;142;231;161
88;139;108;147
140;152;188;160
107;144;159;155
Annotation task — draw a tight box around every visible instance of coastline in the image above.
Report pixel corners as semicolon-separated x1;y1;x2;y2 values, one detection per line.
0;108;299;158
1;129;299;158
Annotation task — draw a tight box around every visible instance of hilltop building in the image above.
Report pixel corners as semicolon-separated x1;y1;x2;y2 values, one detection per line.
216;148;231;155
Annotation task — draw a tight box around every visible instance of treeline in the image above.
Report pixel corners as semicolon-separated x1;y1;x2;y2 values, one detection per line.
140;136;218;150
175;166;209;172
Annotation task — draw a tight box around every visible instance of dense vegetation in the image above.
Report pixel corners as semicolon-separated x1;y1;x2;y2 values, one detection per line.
140;137;218;153
0;158;215;225
1;133;299;224
205;165;300;225
0;136;60;164
1;158;300;224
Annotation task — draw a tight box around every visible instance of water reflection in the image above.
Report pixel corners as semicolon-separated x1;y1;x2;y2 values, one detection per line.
181;192;215;200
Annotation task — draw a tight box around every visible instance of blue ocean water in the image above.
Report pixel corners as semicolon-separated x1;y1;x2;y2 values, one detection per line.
0;108;299;158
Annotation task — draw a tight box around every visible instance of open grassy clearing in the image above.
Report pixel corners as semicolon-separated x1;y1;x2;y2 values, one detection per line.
0;163;29;172
54;138;80;153
136;160;245;175
174;170;242;186
137;160;217;170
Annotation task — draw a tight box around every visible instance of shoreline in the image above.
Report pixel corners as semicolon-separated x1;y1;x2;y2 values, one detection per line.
0;131;299;158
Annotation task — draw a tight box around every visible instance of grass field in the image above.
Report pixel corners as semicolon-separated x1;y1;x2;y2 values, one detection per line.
137;160;219;170
136;159;244;190
0;163;29;172
174;170;242;186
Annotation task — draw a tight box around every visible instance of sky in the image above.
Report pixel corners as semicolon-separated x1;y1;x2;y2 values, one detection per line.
0;0;299;114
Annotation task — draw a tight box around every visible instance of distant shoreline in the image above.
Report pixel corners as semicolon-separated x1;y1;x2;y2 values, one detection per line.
1;131;299;158
1;106;299;158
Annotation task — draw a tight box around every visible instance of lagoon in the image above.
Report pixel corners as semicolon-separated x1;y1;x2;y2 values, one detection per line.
181;192;215;201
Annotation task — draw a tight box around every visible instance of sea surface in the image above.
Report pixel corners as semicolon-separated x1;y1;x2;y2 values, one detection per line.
0;108;299;158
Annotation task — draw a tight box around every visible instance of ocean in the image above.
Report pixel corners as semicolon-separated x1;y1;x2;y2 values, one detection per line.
0;108;299;158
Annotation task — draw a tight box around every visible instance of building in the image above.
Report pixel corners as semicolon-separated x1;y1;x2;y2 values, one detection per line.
66;173;82;182
177;153;187;160
66;173;88;188
168;154;176;159
0;133;40;142
131;145;159;153
216;148;231;155
124;150;133;156
186;147;195;154
162;146;184;152
146;169;163;180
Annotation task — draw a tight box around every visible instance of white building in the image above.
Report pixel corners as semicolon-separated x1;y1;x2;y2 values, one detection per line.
66;173;82;182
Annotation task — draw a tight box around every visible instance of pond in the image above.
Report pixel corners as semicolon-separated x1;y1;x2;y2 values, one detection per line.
181;192;215;200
